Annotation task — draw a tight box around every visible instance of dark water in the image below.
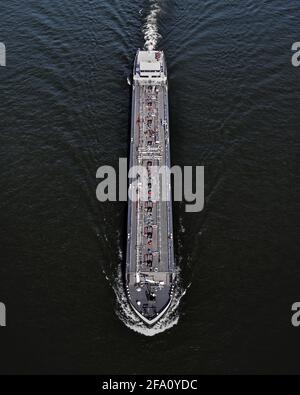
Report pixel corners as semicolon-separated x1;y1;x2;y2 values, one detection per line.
1;0;300;374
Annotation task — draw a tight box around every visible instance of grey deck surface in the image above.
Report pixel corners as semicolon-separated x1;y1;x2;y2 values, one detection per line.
127;83;171;279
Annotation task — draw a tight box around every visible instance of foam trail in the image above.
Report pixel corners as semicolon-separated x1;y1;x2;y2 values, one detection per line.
143;1;162;51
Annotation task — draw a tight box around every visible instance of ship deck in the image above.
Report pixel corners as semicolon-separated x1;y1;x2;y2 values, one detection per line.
127;82;173;278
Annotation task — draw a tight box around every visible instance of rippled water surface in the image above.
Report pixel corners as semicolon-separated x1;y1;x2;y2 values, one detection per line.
1;0;300;374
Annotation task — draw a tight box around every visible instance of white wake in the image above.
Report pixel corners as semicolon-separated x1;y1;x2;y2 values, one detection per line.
143;0;162;51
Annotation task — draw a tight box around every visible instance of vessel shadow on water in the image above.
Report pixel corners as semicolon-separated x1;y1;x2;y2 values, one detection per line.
125;50;176;326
